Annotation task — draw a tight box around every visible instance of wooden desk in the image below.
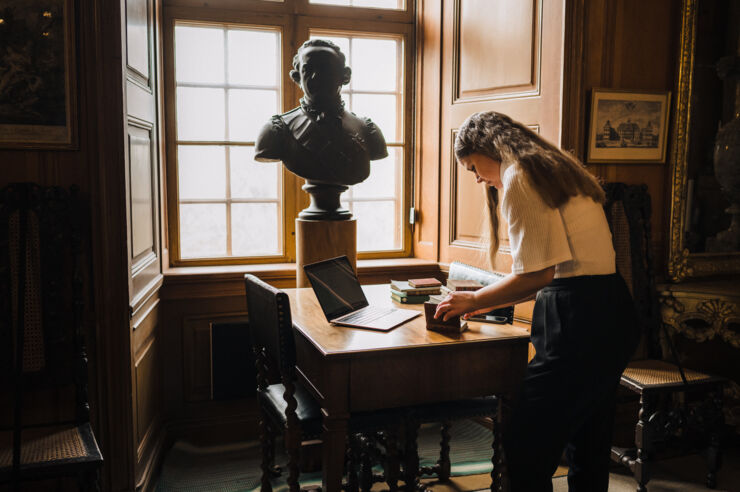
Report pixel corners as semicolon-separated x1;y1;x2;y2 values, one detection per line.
286;284;530;491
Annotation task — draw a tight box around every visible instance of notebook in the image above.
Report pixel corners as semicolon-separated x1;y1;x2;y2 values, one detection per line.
303;256;421;331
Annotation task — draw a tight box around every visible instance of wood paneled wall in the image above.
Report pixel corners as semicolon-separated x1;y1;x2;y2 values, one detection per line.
0;0;167;490
563;0;681;276
415;0;681;280
415;0;566;272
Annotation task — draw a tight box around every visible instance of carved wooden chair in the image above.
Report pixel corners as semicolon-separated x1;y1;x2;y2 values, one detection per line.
244;274;401;492
604;183;726;491
0;183;103;491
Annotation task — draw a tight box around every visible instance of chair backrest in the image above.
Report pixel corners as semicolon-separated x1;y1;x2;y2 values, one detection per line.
1;183;88;412
244;274;296;386
602;183;661;359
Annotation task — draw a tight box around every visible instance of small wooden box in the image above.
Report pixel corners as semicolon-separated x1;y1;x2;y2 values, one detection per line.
423;302;467;333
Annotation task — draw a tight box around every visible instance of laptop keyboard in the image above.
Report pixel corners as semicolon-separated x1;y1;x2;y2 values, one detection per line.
338;305;397;324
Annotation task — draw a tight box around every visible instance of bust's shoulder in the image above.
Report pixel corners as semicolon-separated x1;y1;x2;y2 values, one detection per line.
255;113;293;161
354;115;388;160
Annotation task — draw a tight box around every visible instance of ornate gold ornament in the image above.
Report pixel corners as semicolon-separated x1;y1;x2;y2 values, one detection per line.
666;0;740;282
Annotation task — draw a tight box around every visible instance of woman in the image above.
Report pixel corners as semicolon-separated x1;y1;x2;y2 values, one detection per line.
435;111;639;492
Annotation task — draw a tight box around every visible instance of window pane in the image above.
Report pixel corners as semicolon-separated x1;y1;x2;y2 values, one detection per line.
178;146;226;199
310;0;404;8
353;0;403;8
351;38;397;92
228;29;279;87
352;93;398;142
310;0;350;5
228;89;279;142
352;147;400;198
180;204;227;258
177;87;225;140
230;147;280;199
354;201;397;251
232;203;280;256
175;25;224;85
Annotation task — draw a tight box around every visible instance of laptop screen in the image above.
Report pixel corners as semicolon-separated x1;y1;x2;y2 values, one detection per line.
303;256;369;321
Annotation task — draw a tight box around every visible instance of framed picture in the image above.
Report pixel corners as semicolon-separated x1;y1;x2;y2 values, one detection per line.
0;0;77;149
587;89;671;163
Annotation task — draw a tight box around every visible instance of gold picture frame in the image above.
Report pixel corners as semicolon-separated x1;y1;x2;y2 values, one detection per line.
587;89;671;164
0;0;77;149
666;0;740;282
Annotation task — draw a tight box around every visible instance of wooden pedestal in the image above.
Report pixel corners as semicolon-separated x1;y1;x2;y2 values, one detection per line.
296;218;357;288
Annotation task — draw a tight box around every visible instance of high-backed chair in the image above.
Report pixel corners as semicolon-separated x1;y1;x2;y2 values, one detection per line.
0;183;103;491
245;274;400;491
604;183;726;491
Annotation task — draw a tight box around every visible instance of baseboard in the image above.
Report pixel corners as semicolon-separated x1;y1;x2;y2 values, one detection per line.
136;422;167;492
165;407;259;448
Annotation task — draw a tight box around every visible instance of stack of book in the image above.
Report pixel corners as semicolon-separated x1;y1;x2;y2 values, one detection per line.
440;278;483;296
390;278;442;304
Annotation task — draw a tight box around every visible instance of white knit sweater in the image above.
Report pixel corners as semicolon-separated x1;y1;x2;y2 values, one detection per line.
500;162;616;278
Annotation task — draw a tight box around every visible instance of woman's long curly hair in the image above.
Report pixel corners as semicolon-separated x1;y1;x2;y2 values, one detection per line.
454;111;605;267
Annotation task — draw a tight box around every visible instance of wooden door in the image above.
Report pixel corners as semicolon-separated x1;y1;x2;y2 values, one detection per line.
436;0;565;271
124;0;165;488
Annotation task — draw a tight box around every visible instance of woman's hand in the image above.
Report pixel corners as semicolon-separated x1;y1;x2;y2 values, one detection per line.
434;292;481;321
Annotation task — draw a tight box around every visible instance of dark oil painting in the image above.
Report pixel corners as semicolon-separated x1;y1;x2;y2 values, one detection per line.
0;0;68;128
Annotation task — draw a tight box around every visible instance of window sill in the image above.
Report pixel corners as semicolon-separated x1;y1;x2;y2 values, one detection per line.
162;258;442;300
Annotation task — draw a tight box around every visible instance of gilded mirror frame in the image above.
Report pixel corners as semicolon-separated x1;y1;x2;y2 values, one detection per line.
667;0;740;282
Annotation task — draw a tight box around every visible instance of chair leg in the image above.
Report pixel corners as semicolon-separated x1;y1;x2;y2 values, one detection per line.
285;428;301;492
491;397;507;492
634;393;653;492
436;421;451;482
76;468;101;492
385;428;401;491
705;388;724;489
359;435;374;492
346;434;360;492
403;418;420;491
259;408;275;491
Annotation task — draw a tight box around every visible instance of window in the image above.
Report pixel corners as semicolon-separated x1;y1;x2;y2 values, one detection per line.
164;1;414;265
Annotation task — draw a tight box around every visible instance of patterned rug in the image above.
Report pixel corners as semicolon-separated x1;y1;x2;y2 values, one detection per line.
156;420;498;492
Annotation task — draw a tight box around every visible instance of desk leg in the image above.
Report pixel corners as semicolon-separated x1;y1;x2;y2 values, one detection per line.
322;409;349;492
491;397;505;492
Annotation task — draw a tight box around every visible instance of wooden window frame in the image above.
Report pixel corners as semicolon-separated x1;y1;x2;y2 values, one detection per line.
163;0;415;266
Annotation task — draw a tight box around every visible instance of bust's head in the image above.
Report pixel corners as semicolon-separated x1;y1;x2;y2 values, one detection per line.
290;39;351;108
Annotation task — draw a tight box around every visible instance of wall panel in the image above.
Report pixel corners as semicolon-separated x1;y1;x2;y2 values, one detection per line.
437;0;564;270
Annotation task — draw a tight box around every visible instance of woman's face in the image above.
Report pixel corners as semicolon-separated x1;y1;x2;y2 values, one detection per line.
459;153;503;189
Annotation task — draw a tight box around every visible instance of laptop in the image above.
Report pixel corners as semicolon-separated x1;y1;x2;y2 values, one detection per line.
303;256;421;331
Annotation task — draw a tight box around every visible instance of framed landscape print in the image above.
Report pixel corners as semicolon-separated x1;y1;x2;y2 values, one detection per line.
587;89;671;163
0;0;77;149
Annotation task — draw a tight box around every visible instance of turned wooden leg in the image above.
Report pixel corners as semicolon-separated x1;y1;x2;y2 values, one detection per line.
359;435;374;492
634;393;653;492
259;408;275;491
285;427;301;492
403;418;420;491
437;421;452;482
705;388;724;489
346;434;360;492
385;428;401;491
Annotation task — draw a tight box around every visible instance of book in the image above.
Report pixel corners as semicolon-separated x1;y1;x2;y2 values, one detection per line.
423;301;468;333
390;280;442;296
408;277;442;288
391;292;430;304
446;278;483;292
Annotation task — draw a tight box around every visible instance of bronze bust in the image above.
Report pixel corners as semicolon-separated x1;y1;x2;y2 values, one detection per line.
254;39;388;220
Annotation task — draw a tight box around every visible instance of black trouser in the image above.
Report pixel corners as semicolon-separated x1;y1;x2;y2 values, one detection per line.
503;273;640;492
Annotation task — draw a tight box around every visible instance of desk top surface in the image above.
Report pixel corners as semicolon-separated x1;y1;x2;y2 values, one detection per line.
285;284;531;358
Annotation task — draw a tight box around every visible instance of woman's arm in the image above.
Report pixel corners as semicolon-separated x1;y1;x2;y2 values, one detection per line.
434;266;555;321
